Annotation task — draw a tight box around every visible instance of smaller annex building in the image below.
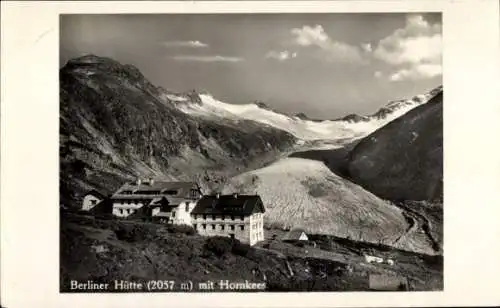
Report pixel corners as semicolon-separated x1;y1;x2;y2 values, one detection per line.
81;190;106;211
282;228;309;242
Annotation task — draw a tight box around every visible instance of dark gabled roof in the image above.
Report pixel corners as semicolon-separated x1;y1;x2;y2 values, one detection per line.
191;194;265;216
112;181;200;199
84;189;106;199
89;198;113;215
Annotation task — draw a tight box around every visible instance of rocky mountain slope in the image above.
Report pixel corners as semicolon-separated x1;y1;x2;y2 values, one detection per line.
60;55;297;206
347;89;443;202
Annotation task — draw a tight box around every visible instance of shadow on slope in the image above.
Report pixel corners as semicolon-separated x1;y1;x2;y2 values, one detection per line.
347;90;443;202
288;139;360;180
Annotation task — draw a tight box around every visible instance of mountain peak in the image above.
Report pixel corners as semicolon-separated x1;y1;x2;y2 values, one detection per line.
341;113;370;123
65;54;119;66
294;112;310;120
254;101;272;110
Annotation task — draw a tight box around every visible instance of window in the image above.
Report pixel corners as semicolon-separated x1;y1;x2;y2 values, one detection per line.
190;189;198;198
212;215;216;220
193;224;197;229
202;224;207;230
240;216;244;221
91;200;97;205
163;190;178;195
203;215;207;220
240;225;244;231
231;216;235;221
136;190;162;195
221;225;225;231
212;224;216;230
172;211;176;218
119;209;123;214
230;225;235;231
185;203;189;212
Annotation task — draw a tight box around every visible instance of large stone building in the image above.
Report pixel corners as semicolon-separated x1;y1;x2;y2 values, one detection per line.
109;179;202;225
190;194;266;246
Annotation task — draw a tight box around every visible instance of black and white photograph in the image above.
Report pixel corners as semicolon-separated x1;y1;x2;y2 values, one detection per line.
5;0;500;306
58;12;444;292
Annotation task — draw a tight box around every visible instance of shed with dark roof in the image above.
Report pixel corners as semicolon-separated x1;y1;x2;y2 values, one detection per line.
282;228;309;242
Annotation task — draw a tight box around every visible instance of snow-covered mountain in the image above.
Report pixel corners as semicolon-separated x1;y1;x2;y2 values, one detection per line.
174;86;442;142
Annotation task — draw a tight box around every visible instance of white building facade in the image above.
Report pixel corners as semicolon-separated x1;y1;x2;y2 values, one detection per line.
191;194;266;246
107;179;202;221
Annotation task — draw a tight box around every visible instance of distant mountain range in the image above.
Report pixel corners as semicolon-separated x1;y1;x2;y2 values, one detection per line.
60;54;442;255
290;86;442;124
172;84;441;141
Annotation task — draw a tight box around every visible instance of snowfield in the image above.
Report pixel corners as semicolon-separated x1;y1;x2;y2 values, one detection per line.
175;93;434;142
222;157;436;255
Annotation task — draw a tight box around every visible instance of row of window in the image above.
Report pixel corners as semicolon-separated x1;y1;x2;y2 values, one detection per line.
193;224;245;231
251;221;263;229
195;214;245;221
156;207;190;217
115;201;144;205
117;208;135;215
251;231;264;242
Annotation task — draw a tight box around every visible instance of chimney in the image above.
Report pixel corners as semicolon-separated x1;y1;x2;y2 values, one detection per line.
233;193;238;199
149;177;155;185
136;178;142;186
216;193;220;199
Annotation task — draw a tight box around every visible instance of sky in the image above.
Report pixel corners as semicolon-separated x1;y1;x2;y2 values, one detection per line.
60;13;442;119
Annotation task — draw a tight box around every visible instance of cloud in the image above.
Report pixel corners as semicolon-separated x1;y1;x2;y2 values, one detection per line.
373;14;442;81
374;71;383;78
171;55;244;63
362;43;372;53
290;25;365;63
266;50;298;61
374;15;442;65
389;63;442;81
161;40;209;48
